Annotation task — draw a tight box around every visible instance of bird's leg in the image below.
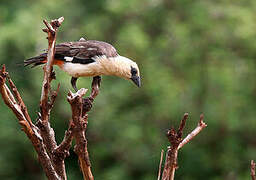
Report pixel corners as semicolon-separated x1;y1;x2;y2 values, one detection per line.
90;76;101;99
82;76;101;113
71;77;78;92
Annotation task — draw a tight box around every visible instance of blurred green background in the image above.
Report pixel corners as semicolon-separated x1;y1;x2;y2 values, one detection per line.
0;0;256;179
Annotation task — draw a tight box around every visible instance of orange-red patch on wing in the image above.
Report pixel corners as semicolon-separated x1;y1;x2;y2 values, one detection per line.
53;59;64;66
41;59;47;63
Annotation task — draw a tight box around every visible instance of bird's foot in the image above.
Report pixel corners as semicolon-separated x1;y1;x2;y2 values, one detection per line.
71;77;78;92
81;76;101;113
92;76;101;88
90;76;101;99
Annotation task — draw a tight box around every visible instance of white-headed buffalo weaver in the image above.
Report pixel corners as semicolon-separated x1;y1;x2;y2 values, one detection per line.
24;38;141;91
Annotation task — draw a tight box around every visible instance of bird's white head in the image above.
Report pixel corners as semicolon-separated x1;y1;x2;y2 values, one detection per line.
106;55;141;87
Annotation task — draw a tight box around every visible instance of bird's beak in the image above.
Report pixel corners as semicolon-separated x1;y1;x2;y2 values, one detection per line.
131;75;141;87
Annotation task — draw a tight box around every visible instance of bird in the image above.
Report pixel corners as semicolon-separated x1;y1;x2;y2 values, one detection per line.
24;38;141;91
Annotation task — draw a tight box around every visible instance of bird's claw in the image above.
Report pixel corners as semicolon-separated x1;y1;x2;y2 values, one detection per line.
90;76;101;99
71;77;78;92
81;76;101;113
92;76;101;88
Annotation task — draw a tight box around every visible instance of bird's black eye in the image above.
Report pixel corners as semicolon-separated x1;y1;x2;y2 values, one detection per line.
131;66;137;76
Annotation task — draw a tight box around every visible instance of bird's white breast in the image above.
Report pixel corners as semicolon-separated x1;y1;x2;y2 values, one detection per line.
60;55;115;77
61;62;105;77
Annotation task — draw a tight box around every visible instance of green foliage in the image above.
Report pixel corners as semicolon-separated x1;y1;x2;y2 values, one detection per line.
0;0;256;179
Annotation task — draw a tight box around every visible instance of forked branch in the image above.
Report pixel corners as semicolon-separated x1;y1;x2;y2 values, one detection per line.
0;65;60;180
0;17;99;180
40;16;64;122
160;113;207;180
67;77;101;180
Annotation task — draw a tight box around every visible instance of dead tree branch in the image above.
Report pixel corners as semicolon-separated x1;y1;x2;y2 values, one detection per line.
0;65;60;180
37;17;67;179
38;17;64;156
178;114;206;150
251;160;256;180
0;17;100;180
157;150;164;180
40;17;64;122
67;77;102;180
161;113;207;180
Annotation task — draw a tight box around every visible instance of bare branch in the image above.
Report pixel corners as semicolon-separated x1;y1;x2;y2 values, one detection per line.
36;119;57;152
49;119;74;180
49;83;60;111
43;20;56;34
0;17;100;180
38;17;68;180
177;113;188;138
251;160;256;180
0;65;60;180
38;17;61;154
157;150;164;180
178;114;207;150
67;88;94;180
40;17;64;122
0;66;29;126
54;121;74;161
7;76;33;125
161;113;207;180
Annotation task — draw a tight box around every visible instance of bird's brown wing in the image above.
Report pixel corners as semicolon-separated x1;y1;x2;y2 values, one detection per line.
55;40;118;59
54;42;97;64
25;40;118;67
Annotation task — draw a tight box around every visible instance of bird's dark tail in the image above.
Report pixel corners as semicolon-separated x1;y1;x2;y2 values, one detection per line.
24;53;47;68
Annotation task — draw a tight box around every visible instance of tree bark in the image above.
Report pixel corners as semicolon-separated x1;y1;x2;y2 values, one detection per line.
0;17;99;180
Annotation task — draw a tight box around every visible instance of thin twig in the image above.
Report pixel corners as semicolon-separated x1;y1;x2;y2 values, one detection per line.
43;20;55;34
177;113;188;138
157;150;164;180
178;114;207;150
7;77;33;125
251;160;256;180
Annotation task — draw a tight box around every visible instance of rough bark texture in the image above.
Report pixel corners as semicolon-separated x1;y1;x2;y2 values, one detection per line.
67;76;101;180
0;65;60;180
0;17;99;180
